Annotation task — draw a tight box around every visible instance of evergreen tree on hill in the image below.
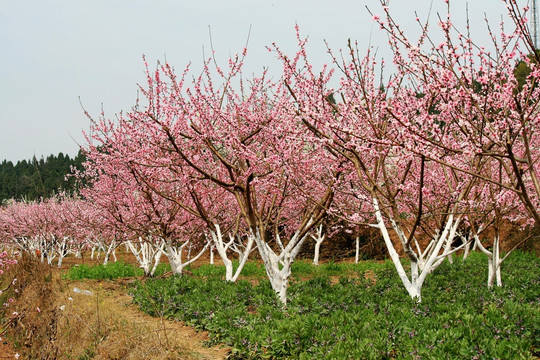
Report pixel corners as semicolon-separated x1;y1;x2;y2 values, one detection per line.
0;150;86;203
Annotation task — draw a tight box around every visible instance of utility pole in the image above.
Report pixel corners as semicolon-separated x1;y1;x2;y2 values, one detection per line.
532;0;539;49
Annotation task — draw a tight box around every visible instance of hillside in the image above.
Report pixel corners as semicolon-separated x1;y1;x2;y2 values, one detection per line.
0;151;85;203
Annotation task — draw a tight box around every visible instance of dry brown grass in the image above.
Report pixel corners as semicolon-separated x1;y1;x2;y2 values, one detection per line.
56;279;228;360
4;255;228;359
5;253;61;359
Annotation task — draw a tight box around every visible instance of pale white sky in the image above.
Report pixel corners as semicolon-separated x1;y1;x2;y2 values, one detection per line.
0;0;514;162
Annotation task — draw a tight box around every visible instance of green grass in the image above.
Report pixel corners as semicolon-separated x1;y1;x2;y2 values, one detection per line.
65;261;171;280
188;260;266;278
132;251;540;359
64;257;391;281
291;258;392;278
65;261;143;280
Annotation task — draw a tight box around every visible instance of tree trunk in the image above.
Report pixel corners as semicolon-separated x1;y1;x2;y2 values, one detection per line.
149;243;164;277
373;198;460;302
127;239;164;276
373;198;422;301
209;225;254;282
230;237;253;282
476;234;503;288
313;241;321;266
103;241;117;265
310;224;325;266
462;235;471;260
165;239;209;276
250;225;310;305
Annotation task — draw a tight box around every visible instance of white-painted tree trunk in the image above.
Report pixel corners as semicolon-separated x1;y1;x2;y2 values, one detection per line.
57;253;65;267
462;234;471;260
475;234;503;287
443;235;454;264
355;237;360;264
429;223;464;271
46;249;56;265
373;198;461;302
208;224;255;282
186;243;192;261
257;238;292;305
127;238;165;276
165;239;209;276
210;246;214;265
57;238;68;268
102;240;118;265
250;219;313;305
149;248;164;276
310;224;325;266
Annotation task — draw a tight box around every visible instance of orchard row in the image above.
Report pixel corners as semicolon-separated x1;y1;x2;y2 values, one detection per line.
1;1;539;304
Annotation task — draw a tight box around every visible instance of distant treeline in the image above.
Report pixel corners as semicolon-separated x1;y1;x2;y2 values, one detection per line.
0;151;86;203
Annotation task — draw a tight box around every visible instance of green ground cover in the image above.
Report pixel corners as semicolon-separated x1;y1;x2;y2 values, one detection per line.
131;252;539;359
188;258;389;279
64;258;388;281
65;261;171;280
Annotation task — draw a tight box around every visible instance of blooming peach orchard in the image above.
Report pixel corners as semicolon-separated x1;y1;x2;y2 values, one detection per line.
0;0;538;305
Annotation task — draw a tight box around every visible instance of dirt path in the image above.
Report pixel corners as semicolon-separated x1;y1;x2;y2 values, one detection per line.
53;278;229;360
